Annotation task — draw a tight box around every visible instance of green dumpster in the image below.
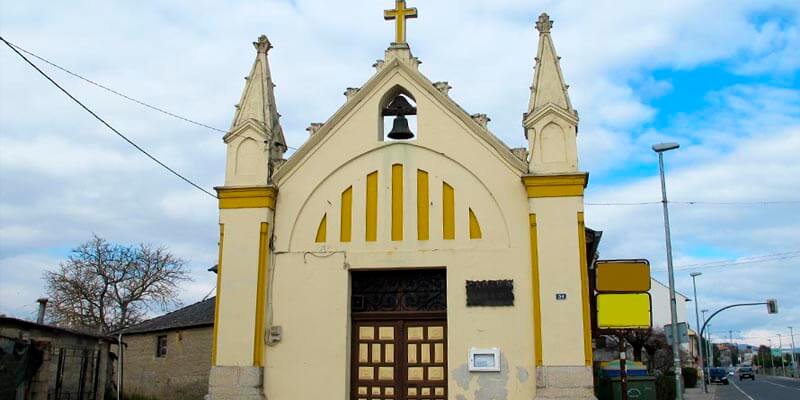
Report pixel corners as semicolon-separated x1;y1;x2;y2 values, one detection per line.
597;375;657;400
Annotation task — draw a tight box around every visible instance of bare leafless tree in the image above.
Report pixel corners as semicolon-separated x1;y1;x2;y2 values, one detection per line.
43;235;190;333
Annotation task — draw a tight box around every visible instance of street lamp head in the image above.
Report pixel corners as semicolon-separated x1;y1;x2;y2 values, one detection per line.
690;272;702;277
652;142;680;153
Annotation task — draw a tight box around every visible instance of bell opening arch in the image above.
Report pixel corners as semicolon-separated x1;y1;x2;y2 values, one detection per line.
379;85;418;142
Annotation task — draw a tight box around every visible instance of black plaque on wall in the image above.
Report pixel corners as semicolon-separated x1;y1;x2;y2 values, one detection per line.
466;280;514;306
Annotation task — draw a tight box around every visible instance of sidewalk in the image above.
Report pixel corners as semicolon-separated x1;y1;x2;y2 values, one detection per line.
684;385;715;400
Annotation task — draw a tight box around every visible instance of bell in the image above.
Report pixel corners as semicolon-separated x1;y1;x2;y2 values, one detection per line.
387;114;414;140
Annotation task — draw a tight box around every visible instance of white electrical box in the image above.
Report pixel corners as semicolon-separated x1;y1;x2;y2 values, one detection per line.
468;348;500;372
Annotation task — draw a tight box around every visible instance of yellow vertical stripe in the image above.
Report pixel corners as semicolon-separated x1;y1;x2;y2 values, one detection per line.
417;170;429;240
392;164;403;241
529;215;543;366
340;186;352;242
253;222;269;366
211;224;224;365
577;212;592;366
442;182;455;240
468;208;482;239
366;171;378;241
315;214;327;243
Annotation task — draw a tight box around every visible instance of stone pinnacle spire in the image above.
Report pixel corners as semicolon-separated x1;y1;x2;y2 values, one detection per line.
527;13;574;116
230;35;286;157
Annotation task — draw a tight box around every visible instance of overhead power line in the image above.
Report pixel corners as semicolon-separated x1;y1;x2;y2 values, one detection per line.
3;39;299;150
1;36;217;199
675;250;800;269
5;39;228;134
586;200;800;206
655;250;800;273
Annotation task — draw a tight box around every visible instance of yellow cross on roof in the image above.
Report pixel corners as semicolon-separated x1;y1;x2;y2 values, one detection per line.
384;0;418;44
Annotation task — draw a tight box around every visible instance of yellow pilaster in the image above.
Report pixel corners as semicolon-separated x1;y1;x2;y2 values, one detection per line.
577;212;592;366
211;223;224;365
528;214;543;366
253;222;269;366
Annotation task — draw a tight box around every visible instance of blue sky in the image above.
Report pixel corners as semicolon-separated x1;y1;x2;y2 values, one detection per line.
0;0;798;347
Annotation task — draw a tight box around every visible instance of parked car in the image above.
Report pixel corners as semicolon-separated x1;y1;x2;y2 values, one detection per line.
738;366;755;381
706;367;729;385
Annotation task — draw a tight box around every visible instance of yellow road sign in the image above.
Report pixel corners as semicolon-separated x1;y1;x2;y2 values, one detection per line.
596;293;652;329
596;260;651;292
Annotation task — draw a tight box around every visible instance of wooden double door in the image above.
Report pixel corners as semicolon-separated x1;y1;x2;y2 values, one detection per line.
351;317;447;400
350;269;447;400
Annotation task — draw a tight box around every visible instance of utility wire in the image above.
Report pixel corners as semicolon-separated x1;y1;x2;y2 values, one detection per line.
653;251;800;273
5;39;228;134
4;39;299;150
2;41;797;200
675;251;800;269
586;200;800;206
2;36;218;199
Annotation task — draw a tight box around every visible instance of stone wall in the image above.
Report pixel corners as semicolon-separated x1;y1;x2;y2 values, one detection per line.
0;321;111;400
122;326;212;400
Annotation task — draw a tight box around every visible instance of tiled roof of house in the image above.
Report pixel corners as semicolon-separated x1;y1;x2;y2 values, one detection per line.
122;297;215;335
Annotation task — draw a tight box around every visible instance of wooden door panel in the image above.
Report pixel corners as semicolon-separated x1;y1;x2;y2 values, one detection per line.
352;319;446;400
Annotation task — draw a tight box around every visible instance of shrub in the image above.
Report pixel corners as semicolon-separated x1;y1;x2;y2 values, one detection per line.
682;367;698;388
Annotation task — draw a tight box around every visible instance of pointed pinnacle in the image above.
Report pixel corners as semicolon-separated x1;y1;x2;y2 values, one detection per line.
535;13;553;34
254;35;273;54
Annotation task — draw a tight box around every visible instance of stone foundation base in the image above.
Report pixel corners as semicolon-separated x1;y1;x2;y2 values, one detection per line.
535;366;596;399
207;366;265;400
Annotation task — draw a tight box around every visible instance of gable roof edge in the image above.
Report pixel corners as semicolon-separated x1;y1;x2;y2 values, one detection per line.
275;59;526;183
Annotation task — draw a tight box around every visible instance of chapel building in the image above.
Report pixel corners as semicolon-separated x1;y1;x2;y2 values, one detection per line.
210;4;595;400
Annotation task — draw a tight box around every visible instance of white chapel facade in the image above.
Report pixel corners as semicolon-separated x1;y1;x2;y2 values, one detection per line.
210;3;595;399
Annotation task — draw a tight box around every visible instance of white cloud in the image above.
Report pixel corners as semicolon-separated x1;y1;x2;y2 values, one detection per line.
0;0;798;341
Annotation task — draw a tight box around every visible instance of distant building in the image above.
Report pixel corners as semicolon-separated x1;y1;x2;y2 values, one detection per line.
0;316;115;400
119;297;214;400
649;278;690;329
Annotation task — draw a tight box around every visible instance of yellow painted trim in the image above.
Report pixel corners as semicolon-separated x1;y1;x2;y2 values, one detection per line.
217;186;277;209
416;170;429;240
468;208;482;239
253;222;269;367
340;186;353;242
577;212;592;366
529;215;543;366
442;182;455;240
521;173;588;198
366;171;378;242
391;164;403;241
315;214;327;243
211;224;224;365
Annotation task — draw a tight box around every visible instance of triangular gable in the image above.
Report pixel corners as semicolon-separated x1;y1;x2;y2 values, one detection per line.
274;56;527;183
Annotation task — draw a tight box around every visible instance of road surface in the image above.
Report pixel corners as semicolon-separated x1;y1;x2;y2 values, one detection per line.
711;374;800;400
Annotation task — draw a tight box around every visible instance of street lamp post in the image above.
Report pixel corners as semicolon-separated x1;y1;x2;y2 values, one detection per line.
779;333;787;377
702;310;710;369
652;142;683;400
708;326;714;368
769;338;776;375
690;272;707;393
790;327;797;378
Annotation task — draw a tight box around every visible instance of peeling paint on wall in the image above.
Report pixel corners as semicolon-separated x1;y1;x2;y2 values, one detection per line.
453;363;471;390
473;355;509;400
516;366;529;383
